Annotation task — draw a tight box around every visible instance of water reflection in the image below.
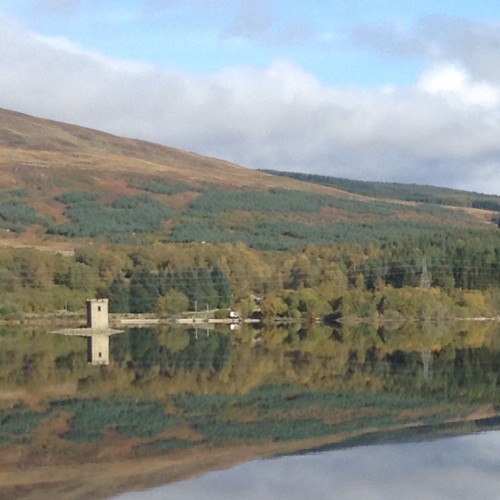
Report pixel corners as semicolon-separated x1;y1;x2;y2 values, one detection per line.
121;431;500;500
54;330;124;366
1;321;500;498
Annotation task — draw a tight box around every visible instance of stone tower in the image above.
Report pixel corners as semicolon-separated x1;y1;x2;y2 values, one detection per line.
86;298;109;329
54;298;121;367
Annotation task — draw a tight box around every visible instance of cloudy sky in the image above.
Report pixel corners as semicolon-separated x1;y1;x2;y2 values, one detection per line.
2;1;500;194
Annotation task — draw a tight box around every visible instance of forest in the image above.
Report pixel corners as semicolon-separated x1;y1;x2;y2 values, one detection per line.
1;224;500;322
0;174;499;322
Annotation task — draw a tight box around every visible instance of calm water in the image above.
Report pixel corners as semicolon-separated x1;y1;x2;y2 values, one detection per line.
1;321;500;499
116;431;500;500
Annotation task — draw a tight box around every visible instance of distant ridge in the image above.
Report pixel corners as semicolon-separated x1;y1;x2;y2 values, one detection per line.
263;170;500;211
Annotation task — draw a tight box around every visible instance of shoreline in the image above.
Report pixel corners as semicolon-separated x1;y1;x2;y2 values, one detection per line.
1;312;500;327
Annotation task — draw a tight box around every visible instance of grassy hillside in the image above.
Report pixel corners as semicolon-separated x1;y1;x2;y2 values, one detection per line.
0;108;498;251
0;108;351;193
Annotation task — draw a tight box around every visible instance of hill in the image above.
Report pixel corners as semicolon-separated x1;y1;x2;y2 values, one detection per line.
0;107;498;251
263;170;500;211
0;108;350;193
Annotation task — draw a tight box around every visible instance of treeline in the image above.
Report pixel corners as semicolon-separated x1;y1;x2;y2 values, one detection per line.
1;227;500;320
108;265;232;314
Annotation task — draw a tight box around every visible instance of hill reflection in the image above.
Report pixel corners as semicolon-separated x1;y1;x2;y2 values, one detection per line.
1;321;500;498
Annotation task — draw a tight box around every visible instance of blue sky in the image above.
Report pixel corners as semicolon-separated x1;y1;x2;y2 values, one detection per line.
2;0;500;193
4;0;500;85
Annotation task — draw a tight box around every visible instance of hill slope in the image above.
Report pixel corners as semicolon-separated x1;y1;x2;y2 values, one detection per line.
0;108;350;194
0;108;497;251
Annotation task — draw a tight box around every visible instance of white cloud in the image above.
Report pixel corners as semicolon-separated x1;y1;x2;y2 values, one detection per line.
2;13;500;194
418;64;500;108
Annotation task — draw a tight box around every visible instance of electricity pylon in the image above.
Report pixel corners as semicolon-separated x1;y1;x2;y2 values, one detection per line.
420;256;431;289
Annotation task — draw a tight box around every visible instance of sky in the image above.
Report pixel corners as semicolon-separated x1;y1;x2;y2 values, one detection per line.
2;1;500;194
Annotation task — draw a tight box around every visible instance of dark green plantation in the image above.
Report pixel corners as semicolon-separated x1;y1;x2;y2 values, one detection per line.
48;191;174;238
0;180;489;250
0;189;49;233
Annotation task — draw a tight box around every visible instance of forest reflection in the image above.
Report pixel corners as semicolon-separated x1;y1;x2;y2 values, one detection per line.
1;321;500;498
2;321;500;407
